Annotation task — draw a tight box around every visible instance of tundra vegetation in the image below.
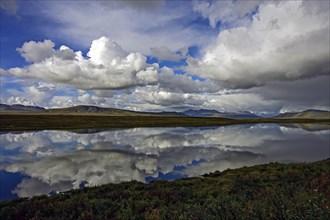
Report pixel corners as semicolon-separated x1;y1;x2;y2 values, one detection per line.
1;159;329;219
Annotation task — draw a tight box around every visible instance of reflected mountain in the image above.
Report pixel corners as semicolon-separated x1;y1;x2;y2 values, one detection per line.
0;124;329;199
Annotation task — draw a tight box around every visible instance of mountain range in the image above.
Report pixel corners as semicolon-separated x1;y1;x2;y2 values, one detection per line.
183;109;261;119
1;104;329;119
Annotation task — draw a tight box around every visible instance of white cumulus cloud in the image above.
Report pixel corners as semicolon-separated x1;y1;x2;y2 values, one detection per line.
17;40;55;63
3;37;160;90
158;67;221;93
187;0;330;89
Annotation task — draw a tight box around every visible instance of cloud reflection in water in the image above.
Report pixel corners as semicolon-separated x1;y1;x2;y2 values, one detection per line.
0;124;329;199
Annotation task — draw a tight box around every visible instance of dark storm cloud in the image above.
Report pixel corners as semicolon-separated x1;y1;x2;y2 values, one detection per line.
247;75;330;109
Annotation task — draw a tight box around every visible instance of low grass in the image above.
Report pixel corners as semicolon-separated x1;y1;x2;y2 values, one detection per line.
1;159;329;219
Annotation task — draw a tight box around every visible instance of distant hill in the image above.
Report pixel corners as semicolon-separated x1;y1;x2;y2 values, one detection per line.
52;105;190;117
183;109;219;117
47;105;120;113
0;104;185;116
274;109;330;119
0;104;259;118
183;109;261;119
45;105;185;117
0;104;45;112
2;104;328;120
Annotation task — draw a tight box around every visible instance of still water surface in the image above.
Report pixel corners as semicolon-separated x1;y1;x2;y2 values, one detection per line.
1;123;329;201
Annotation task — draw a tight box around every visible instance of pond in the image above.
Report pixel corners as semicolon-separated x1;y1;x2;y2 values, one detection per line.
0;123;329;201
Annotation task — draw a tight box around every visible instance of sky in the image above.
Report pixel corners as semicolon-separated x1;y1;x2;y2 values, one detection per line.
0;0;329;115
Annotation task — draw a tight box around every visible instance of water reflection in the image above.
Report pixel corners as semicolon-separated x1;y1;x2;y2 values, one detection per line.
0;124;329;200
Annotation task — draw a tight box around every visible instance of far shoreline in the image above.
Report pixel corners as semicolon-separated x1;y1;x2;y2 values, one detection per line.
0;113;329;131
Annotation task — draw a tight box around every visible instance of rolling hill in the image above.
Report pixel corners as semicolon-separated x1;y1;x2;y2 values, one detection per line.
274;109;330;119
46;105;186;116
0;104;185;117
0;104;45;112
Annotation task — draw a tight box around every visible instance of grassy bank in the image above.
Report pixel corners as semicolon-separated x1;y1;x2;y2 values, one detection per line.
1;113;329;131
1;159;329;219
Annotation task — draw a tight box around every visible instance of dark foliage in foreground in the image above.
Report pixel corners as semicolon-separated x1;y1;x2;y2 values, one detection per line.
1;160;329;219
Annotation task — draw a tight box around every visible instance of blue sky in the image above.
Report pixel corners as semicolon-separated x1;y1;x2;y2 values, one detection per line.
0;0;329;114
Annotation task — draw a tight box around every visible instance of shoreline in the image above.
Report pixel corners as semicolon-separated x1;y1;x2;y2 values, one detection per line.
1;113;329;131
1;159;329;219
